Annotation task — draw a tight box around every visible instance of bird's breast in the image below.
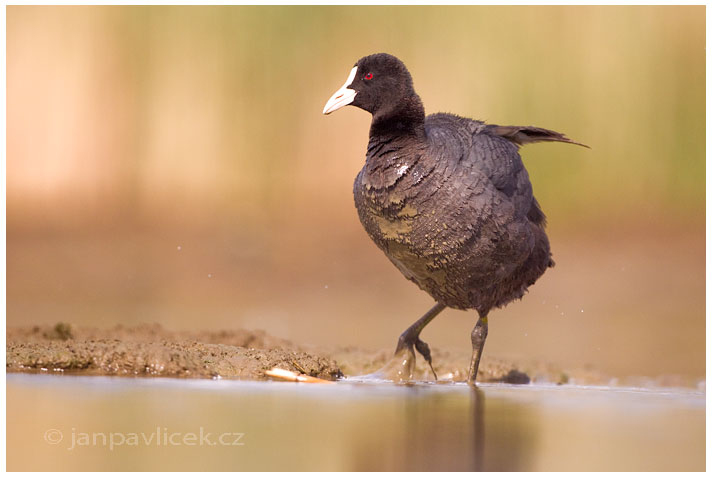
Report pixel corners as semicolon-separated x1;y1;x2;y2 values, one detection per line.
355;176;419;243
354;161;451;252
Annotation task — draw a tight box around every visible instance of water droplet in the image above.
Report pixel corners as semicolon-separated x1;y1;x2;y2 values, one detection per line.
177;246;182;251
207;273;212;279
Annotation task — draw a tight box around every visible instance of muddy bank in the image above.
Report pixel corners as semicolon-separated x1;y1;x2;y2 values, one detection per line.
6;322;614;385
6;323;340;380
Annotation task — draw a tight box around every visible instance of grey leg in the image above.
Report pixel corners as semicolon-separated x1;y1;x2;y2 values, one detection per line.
394;302;446;380
467;316;489;386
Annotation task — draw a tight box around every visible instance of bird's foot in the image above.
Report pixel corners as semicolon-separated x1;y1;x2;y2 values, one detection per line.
348;303;446;383
393;332;438;381
357;342;417;382
355;334;437;382
413;337;438;380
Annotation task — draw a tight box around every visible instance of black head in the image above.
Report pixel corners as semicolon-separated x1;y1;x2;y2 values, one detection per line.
323;53;424;128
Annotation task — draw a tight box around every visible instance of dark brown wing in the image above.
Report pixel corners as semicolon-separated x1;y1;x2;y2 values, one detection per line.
489;125;590;149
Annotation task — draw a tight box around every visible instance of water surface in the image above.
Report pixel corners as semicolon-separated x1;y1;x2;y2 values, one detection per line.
6;374;704;471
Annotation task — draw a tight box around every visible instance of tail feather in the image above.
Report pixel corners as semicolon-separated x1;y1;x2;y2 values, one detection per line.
490;125;590;149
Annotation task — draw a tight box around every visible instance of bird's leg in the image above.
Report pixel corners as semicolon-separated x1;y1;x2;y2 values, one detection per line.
353;302;445;382
467;316;489;386
393;302;446;380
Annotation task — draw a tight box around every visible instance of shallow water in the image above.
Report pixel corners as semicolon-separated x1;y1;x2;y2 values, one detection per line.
6;374;705;471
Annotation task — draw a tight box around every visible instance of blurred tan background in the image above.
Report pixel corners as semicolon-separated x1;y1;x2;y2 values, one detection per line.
7;6;705;381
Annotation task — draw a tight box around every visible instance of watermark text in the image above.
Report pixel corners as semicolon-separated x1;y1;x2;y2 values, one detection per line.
44;427;245;451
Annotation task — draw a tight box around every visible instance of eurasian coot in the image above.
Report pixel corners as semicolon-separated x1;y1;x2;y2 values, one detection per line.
323;53;587;384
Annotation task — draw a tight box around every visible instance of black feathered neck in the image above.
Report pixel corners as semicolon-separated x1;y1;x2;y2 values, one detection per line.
369;92;426;140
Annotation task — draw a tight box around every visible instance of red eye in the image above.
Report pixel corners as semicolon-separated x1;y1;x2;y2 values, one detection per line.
364;72;373;80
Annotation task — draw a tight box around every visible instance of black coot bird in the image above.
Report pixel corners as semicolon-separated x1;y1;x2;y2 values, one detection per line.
323;53;586;384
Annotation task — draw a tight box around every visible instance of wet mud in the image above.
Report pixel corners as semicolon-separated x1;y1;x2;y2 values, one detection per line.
7;322;617;385
6;323;341;381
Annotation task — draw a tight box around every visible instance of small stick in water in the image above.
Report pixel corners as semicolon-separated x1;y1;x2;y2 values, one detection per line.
264;368;334;384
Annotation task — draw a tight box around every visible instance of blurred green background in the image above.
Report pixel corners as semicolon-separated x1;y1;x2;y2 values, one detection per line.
7;6;705;381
